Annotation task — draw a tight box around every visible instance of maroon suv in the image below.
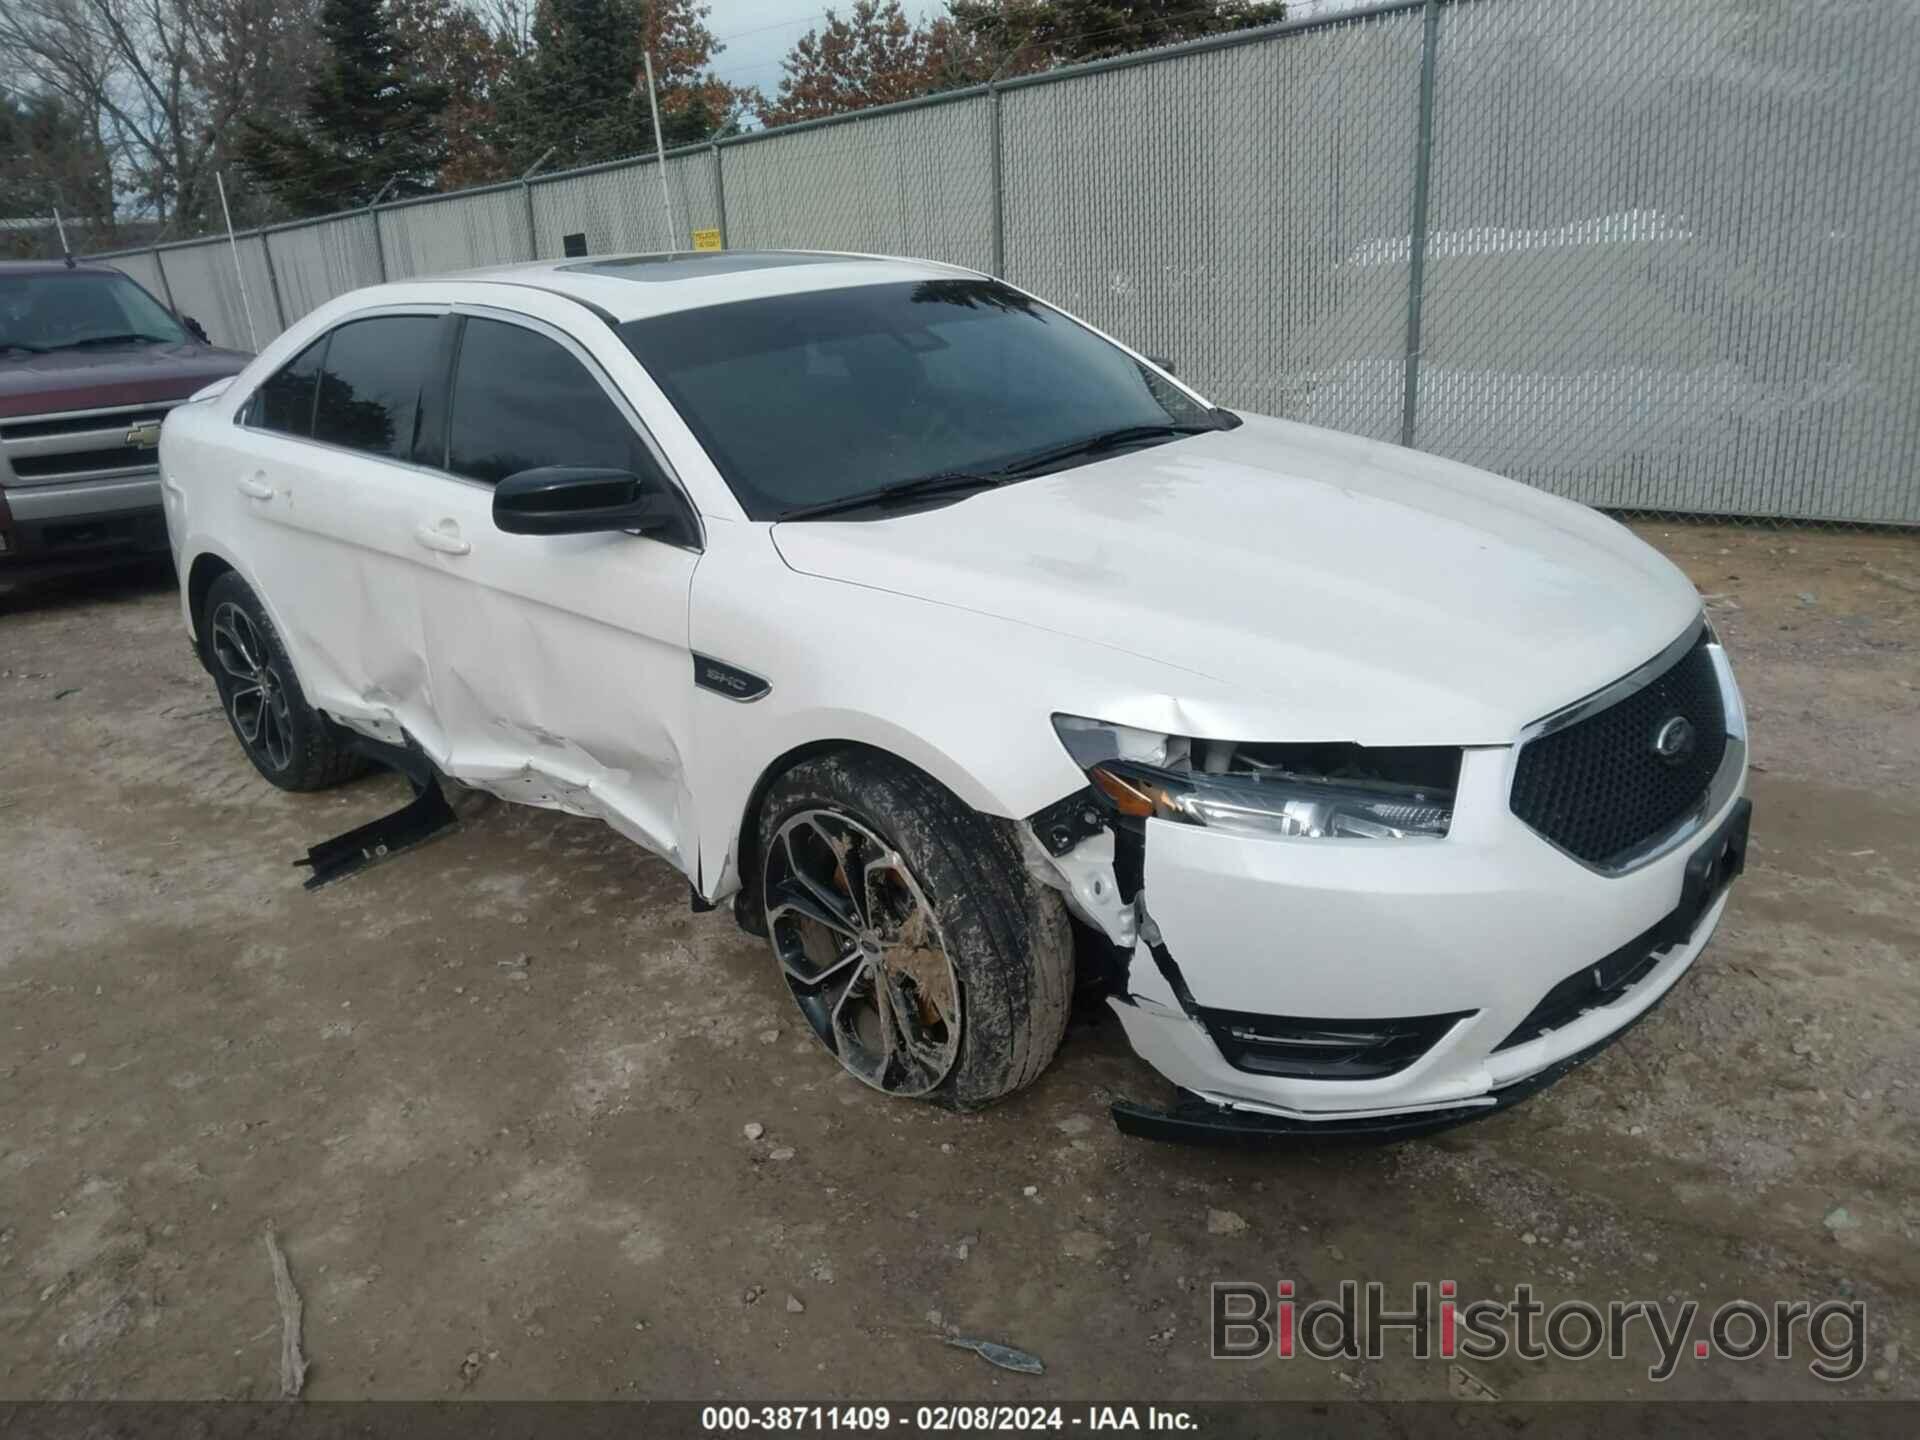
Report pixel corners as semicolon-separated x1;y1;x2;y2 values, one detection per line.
1;260;251;579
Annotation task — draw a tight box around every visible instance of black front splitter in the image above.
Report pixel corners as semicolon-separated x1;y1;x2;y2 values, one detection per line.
1112;979;1674;1146
1112;1091;1490;1145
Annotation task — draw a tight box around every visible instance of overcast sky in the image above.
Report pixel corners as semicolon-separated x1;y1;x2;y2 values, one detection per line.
706;0;948;101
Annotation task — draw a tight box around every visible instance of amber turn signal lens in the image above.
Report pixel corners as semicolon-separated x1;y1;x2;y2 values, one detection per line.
1090;765;1158;817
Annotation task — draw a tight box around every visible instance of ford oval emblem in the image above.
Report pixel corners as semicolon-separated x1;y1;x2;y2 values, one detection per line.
1653;715;1696;764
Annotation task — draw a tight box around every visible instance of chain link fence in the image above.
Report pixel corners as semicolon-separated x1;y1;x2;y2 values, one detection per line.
1418;0;1920;526
1001;9;1427;441
724;92;998;270
530;150;724;258
83;0;1920;526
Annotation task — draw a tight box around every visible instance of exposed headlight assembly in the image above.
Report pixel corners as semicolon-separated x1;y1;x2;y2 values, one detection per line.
1052;715;1458;841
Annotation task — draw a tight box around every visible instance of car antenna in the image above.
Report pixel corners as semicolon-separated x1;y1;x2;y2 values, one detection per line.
52;203;75;268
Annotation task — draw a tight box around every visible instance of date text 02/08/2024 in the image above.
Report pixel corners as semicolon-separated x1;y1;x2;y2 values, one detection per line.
699;1406;1199;1432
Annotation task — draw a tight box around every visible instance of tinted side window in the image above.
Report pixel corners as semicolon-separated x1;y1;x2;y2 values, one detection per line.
447;318;650;485
312;316;439;461
252;336;327;436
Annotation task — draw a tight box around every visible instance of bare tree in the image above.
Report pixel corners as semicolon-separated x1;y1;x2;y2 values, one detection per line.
1;85;115;252
182;0;324;225
0;0;320;231
478;0;535;54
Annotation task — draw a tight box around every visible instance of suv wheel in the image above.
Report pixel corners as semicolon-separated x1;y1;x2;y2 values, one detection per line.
203;571;362;791
757;751;1074;1108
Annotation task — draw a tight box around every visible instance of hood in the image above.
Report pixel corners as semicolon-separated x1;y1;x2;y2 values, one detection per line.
0;341;253;419
770;415;1703;745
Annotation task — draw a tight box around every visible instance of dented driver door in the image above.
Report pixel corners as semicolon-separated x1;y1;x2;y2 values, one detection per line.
406;310;700;872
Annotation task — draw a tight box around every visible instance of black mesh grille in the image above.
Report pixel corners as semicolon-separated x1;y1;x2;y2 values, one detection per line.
1511;632;1727;866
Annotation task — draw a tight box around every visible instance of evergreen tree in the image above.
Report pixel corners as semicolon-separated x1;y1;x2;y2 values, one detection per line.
495;0;746;171
500;0;645;169
239;0;449;214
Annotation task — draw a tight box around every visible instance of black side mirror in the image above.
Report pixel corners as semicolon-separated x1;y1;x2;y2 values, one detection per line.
493;466;685;539
179;314;209;344
1144;354;1176;375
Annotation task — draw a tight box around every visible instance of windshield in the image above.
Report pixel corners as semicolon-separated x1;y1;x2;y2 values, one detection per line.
618;279;1220;519
0;269;188;353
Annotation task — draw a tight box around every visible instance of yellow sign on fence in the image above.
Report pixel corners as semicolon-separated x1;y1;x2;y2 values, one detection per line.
691;228;723;252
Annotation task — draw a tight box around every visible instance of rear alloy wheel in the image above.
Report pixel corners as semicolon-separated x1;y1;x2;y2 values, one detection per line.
202;570;364;792
210;600;295;773
757;751;1074;1108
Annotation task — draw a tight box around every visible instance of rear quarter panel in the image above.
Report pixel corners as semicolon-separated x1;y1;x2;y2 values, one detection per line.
159;394;252;640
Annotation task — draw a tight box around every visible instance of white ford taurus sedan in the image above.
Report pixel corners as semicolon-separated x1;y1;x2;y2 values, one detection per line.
159;250;1749;1141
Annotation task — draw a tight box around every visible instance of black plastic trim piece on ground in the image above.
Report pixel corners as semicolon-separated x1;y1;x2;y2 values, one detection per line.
293;733;458;891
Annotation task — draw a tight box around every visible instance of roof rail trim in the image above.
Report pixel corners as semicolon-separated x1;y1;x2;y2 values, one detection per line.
459;277;622;329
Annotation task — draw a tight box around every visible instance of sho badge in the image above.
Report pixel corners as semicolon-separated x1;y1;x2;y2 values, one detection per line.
692;653;770;702
1652;714;1696;764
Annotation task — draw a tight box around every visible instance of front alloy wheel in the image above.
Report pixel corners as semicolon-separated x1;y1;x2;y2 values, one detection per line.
766;808;962;1096
754;751;1075;1109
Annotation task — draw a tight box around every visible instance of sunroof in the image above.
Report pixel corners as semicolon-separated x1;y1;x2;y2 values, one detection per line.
560;251;850;282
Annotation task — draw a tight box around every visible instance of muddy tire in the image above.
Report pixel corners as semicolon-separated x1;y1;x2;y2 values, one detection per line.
757;750;1074;1109
202;571;363;792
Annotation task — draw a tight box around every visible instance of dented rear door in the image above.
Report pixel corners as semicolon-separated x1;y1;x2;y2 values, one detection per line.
221;308;452;747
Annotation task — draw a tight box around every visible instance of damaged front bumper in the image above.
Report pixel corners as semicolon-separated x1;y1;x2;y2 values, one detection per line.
1108;987;1676;1143
1031;742;1750;1145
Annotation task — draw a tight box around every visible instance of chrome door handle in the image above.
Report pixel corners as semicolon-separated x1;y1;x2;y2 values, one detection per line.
236;476;273;499
413;524;471;556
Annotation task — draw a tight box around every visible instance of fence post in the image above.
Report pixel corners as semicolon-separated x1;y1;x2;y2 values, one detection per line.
368;206;388;283
988;84;1005;278
151;244;178;313
518;148;556;261
258;229;288;333
1399;0;1441;450
711;141;727;248
364;176;400;283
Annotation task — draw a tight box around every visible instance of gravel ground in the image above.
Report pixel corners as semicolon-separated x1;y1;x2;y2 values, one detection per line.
1;521;1915;1402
